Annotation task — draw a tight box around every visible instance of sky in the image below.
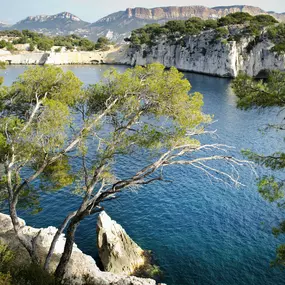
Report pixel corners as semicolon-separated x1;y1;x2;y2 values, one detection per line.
1;0;284;24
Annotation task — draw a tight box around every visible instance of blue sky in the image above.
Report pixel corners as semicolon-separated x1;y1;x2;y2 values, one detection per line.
1;0;284;24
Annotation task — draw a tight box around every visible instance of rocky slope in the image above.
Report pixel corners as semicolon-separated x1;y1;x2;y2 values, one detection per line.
122;29;285;78
0;213;157;285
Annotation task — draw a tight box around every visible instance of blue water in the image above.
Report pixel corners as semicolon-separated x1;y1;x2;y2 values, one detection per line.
1;66;285;285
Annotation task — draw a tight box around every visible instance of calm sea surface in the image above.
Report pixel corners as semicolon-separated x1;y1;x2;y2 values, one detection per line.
1;65;285;285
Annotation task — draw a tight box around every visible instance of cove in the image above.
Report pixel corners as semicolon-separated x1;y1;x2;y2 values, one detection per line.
1;65;285;285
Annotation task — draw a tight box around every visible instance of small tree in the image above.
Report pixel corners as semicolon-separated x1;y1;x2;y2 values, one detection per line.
0;40;6;49
28;43;35;52
37;38;54;51
95;37;111;51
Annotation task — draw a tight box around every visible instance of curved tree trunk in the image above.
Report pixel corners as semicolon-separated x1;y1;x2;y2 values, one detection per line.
10;200;32;253
44;211;76;271
54;218;80;280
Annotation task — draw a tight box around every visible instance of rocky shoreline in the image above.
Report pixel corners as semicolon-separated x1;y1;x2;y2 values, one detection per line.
0;46;129;66
0;213;163;285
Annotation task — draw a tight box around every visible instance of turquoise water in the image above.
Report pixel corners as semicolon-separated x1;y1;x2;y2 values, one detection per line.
1;66;285;285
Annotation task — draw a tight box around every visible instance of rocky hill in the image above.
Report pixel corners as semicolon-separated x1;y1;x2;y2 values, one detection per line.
11;12;90;36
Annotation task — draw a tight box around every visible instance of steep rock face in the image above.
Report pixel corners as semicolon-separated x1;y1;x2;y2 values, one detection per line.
97;211;145;275
0;213;156;285
124;31;285;78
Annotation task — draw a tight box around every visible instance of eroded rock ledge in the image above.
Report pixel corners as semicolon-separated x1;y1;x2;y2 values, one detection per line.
0;213;157;285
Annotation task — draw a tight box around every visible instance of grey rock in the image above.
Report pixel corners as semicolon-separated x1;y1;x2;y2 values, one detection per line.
97;211;145;275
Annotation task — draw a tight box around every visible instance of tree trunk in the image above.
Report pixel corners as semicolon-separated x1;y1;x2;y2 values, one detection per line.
54;218;79;280
44;211;76;271
9;200;35;258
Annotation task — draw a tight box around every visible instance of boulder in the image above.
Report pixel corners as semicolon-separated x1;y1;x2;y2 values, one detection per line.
97;211;145;275
0;213;156;285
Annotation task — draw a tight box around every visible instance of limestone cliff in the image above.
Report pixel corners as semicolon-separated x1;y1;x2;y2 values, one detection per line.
123;30;285;78
123;6;285;21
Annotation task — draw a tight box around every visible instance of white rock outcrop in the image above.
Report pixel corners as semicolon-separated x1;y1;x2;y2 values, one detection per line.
0;213;156;285
97;211;145;275
123;30;285;77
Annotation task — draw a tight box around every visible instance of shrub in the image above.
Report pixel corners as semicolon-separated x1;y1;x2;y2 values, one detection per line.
271;43;285;55
13;263;60;285
0;272;12;285
29;42;35;51
5;43;16;52
0;242;14;272
268;24;285;54
215;27;229;39
218;12;253;26
252;15;278;26
0;40;6;49
204;19;218;30
54;47;62;53
37;38;54;51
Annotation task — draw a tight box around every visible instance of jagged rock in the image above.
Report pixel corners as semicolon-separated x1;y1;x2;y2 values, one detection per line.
97;211;145;275
0;213;157;285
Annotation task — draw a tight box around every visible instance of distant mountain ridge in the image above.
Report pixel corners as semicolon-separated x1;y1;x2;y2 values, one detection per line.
90;5;285;41
0;5;284;40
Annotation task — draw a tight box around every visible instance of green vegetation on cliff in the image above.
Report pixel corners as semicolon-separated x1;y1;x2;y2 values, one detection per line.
0;30;112;52
268;23;285;54
129;12;279;48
